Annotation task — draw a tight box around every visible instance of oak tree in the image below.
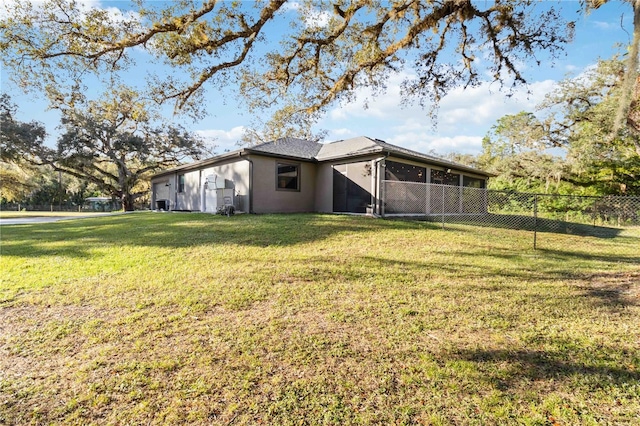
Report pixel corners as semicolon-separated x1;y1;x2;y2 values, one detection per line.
540;57;640;194
1;0;575;125
479;112;568;193
482;56;640;195
2;89;209;210
0;94;47;200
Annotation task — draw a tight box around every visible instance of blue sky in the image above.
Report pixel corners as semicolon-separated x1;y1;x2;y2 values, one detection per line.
1;1;635;156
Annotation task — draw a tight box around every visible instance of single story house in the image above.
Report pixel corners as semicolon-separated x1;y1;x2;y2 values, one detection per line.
150;136;491;216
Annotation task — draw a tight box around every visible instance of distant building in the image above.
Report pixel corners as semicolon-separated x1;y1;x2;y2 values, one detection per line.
84;197;121;212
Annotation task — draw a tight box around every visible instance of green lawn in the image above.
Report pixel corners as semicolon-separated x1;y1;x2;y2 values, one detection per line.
1;213;639;425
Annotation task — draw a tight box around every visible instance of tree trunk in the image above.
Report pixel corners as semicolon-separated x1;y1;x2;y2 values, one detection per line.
613;0;640;136
122;193;135;211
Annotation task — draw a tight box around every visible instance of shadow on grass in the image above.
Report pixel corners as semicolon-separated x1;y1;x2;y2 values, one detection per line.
0;212;438;259
356;252;639;309
574;270;640;308
415;213;624;238
536;248;640;266
453;346;640;392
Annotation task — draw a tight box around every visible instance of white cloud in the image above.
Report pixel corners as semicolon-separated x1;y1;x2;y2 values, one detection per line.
282;1;331;28
421;135;484;154
328;71;414;121
592;21;616;31
385;132;483;155
305;10;331;28
325;127;356;141
196;126;246;152
1;0;139;22
323;70;558;154
0;0;20;19
564;64;579;73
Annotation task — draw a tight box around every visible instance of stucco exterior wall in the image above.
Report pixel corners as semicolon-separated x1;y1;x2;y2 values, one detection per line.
248;154;317;213
200;160;251;213
150;157;250;212
314;163;334;213
175;170;202;211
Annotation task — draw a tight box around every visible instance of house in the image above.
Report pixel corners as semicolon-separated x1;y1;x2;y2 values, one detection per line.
150;136;491;216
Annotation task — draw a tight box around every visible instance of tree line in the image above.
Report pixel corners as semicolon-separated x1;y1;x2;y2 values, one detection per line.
450;56;640;196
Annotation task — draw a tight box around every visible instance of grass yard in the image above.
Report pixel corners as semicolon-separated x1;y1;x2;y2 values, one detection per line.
1;212;639;425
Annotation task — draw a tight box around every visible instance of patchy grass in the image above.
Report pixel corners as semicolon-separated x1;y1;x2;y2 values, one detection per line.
1;212;639;425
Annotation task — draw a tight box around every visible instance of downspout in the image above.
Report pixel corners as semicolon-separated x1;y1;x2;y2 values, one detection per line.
150;180;155;210
172;173;176;211
199;169;205;212
373;152;390;217
239;151;254;214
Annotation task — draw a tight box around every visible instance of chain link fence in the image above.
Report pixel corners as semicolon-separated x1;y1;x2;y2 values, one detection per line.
381;180;640;247
1;203;84;212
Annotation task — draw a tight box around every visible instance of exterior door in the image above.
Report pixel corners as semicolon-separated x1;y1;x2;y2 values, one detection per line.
333;163;371;213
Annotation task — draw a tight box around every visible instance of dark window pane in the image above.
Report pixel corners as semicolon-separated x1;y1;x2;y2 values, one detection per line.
277;163;299;190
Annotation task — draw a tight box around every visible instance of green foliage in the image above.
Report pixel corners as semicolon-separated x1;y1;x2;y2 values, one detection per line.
477;112;570;194
2;89;209;211
541;57;640;195
0;94;47;163
479;55;640;196
0;163;36;202
1;0;574;126
0;164;103;208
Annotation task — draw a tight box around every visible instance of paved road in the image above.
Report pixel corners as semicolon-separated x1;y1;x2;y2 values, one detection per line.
0;213;116;225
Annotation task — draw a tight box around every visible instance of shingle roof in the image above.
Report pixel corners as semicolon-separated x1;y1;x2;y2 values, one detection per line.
315;136;379;160
246;137;322;160
151;135;491;179
316;136;490;176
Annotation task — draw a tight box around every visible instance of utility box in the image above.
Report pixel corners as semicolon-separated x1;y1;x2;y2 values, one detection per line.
206;174;226;189
202;176;234;213
218;188;234;208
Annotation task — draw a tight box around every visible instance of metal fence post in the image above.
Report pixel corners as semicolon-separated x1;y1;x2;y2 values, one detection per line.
381;180;385;218
425;182;429;216
533;194;538;250
441;184;445;230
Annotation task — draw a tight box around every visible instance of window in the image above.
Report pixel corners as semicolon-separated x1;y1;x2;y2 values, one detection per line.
277;163;299;191
177;174;185;193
